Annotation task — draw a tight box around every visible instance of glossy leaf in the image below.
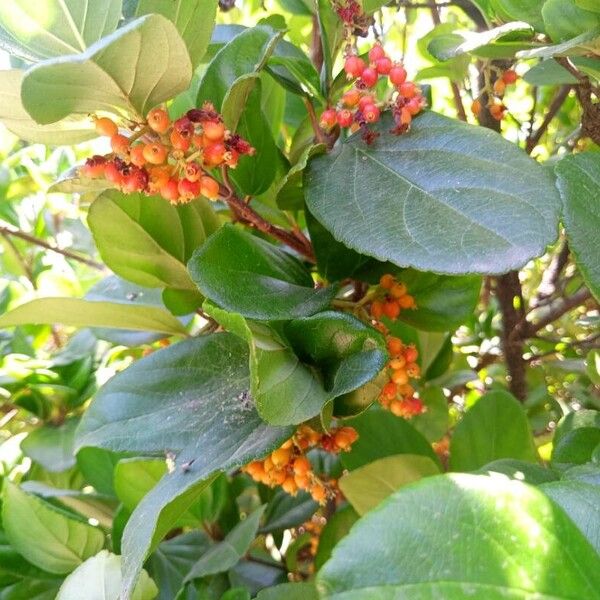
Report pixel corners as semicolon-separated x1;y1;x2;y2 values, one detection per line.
21;15;192;123
339;454;440;515
0;297;187;336
56;551;157;600
0;0;121;60
476;458;558;485
428;22;533;61
284;311;387;397
2;482;104;575
256;582;318;599
410;386;449;442
188;225;336;320
318;474;600;599
185;506;265;582
0;70;94;144
489;0;545;31
21;417;79;472
541;481;600;553
517;27;600;59
542;0;600;42
555;153;600;300
450;390;538;471
89;190;218;290
305;111;560;275
341;408;440;470
74;334;292;596
135;0;218;67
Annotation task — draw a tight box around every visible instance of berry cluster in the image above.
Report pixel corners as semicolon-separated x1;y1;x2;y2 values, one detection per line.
369;274;425;419
242;424;358;504
471;69;518;122
319;43;426;143
80;103;254;204
333;0;372;37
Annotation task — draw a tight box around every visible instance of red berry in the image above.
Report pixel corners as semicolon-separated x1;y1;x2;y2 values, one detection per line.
104;161;123;186
406;97;423;116
320;108;337;130
337;109;354;128
147;108;170;134
363;103;380;123
178;178;200;200
389;65;407;86
502;69;518;84
358;94;375;111
170;129;191;151
184;162;202;182
368;44;386;62
375;57;392;75
344;55;366;78
398;82;417;98
94;117;118;138
122;168;148;193
360;67;378;88
81;156;106;178
225;148;239;168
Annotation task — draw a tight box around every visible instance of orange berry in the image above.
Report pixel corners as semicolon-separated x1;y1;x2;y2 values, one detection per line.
398;294;416;309
130;144;146;167
391;369;409;385
342;89;361;107
203;142;226;167
246;461;265;479
269;469;286;485
282;476;298;495
389;399;404;417
399;107;412;126
398;82;417;98
111;133;130;155
94;117;118;138
160;178;180;202
489;102;505;121
263;456;274;472
493;79;506;96
334;427;358;450
383;301;400;320
310;482;327;504
387;337;403;356
294;472;310;489
200;176;220;200
271;447;291;468
143;142;167;165
178;178;200;200
149;166;170;192
370;300;384;319
170;129;191;151
406;363;420;378
147;107;170;133
293;456;311;475
184;162;202;182
397;383;414;396
471;99;481;116
380;274;395;289
389;357;406;370
389;282;407;299
203;121;226;142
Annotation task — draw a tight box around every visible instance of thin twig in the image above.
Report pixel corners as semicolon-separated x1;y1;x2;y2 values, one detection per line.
525;85;571;153
0;224;104;270
530;240;570;307
304;98;327;145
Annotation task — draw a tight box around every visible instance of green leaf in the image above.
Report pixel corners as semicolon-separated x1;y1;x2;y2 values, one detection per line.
542;0;600;42
74;334;292;596
410;386;449;442
317;474;600;599
284;311;387;397
0;579;62;600
523;59;580;85
314;505;359;571
517;27;600;59
577;0;600;12
552;428;600;468
76;448;123;496
555;409;600;446
203;303;330;426
188;225;336;320
476;458;559;484
555;153;600;300
256;582;318;599
587;350;600;386
0;297;187;336
21;14;192;124
339;454;440;515
305;111;560;275
135;0;218;68
147;532;211;600
450;390;538;471
0;0;121;60
540;481;600;553
56;551;157;600
21;417;78;472
0;70;95;144
261;490;318;533
185;506;265;582
2;481;104;575
114;458;168;512
489;0;545;31
341;408;440;471
89;190;218;290
428;22;533;61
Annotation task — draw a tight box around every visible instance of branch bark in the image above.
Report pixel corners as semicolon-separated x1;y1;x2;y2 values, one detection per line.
525;85;571;154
